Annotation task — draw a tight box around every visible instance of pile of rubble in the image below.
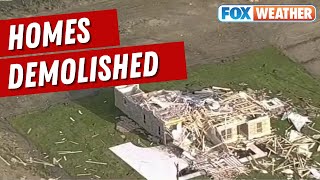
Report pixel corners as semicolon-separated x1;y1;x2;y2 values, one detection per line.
257;131;316;178
231;128;320;179
177;92;320;179
158;87;284;179
113;84;320;179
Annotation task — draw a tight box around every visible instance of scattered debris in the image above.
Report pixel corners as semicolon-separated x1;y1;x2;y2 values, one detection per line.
28;157;54;167
77;173;91;176
57;151;82;155
239;82;248;86
55;141;65;144
69;141;79;145
261;98;285;115
69;117;75;122
53;157;61;165
281;169;293;175
312;134;320;140
310;168;320;179
112;84;320;179
0;155;11;166
78;110;83;115
110;142;190;180
282;111;311;131
85;160;108;165
27;128;32;134
92;134;99;138
13;155;27;166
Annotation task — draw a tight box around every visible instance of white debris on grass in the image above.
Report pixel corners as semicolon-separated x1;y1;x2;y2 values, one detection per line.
282;112;311;131
110;142;189;180
310;168;320;179
27;128;32;134
85;160;108;165
57;151;82;155
69;117;75;122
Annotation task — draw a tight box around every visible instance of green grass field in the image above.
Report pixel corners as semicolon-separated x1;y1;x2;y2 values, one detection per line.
11;47;320;179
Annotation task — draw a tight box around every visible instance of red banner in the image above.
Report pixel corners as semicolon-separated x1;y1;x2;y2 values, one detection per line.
0;42;187;97
0;9;120;57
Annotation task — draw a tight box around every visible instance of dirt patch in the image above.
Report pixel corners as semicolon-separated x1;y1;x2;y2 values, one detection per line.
39;0;320;74
284;39;320;63
0;0;105;19
0;0;64;19
30;0;267;66
242;0;320;78
277;22;320;78
1;0;319;72
304;60;320;77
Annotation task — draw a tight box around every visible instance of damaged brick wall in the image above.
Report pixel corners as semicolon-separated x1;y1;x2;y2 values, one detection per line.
114;85;165;140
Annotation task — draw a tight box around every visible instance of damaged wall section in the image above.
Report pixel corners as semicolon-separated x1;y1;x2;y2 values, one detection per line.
114;85;166;140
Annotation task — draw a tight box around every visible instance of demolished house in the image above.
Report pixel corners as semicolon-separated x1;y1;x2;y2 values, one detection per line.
112;84;320;179
114;84;276;146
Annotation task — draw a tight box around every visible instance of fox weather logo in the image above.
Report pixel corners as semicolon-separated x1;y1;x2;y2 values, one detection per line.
220;6;251;21
218;4;317;22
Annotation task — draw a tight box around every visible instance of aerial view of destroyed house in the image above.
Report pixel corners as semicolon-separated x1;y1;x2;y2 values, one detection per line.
111;84;312;179
1;1;320;180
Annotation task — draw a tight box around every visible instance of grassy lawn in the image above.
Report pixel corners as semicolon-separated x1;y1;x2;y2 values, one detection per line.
11;46;320;179
12;89;145;178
